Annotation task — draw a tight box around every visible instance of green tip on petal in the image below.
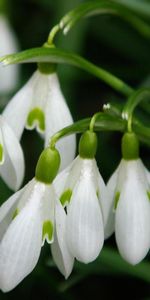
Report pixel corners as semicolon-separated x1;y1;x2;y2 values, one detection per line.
60;189;72;206
35;147;60;184
79;130;98;159
26;107;45;132
114;191;120;210
42;220;53;243
147;191;150;201
12;208;19;220
0;144;4;164
38;62;57;74
121;132;139;160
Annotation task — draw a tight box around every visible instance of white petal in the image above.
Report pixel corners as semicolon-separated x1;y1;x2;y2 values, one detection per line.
45;73;76;170
2;72;36;140
0;184;42;292
67;165;104;263
0;15;19;93
53;163;72;198
0;188;24;241
51;200;74;278
0;117;24;190
106;164;120;238
115;160;150;265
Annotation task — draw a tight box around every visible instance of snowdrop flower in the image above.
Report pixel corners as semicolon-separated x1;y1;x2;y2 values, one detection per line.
0;115;24;190
0;147;74;292
3;64;76;170
107;132;150;265
0;14;19;93
54;130;110;264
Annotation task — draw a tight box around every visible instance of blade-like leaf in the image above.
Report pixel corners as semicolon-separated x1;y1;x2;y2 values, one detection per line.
0;47;133;97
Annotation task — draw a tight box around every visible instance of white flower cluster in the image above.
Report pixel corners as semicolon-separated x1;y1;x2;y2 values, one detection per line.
0;15;149;294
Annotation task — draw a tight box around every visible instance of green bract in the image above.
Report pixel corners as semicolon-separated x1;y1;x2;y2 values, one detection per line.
121;132;139;160
79;130;97;159
35;147;60;184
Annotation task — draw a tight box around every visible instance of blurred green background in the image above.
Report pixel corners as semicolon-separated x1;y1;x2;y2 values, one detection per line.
0;0;150;299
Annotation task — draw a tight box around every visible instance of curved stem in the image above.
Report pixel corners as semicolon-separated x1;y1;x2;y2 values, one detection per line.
49;113;150;148
47;24;60;45
89;112;101;132
122;88;150;131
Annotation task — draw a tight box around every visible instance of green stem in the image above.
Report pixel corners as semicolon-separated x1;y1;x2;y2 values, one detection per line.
89;112;101;132
122;88;150;131
49;113;150;148
47;24;60;45
59;1;150;39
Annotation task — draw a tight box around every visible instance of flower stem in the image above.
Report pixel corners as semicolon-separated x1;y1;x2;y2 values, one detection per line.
122;88;150;132
47;24;60;45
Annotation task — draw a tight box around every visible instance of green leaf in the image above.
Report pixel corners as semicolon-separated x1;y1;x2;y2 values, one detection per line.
0;47;133;96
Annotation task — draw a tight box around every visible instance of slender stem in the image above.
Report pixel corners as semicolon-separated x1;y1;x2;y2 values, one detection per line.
89;112;101;132
122;88;150;132
47;24;60;45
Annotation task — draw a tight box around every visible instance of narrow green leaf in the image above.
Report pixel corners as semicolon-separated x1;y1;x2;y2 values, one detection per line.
0;47;133;97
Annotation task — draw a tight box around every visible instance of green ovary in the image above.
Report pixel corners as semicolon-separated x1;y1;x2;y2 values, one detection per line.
0;144;3;163
60;189;72;206
26;107;45;132
42;220;53;242
114;191;120;210
147;191;150;201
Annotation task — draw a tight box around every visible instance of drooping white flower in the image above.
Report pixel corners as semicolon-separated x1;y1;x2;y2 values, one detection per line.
0;15;19;93
0;115;24;190
0;146;74;292
54;131;110;263
107;133;150;265
2;69;76;170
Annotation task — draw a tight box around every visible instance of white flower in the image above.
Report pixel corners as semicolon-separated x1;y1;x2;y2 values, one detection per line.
107;158;150;265
3;70;76;170
0;177;74;292
54;155;110;264
0;115;24;190
0;15;19;93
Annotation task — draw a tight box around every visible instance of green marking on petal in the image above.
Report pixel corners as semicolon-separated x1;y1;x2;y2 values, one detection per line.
42;220;53;243
12;208;19;220
60;189;72;206
0;144;4;164
114;191;120;210
147;191;150;201
96;190;99;198
26;107;45;132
